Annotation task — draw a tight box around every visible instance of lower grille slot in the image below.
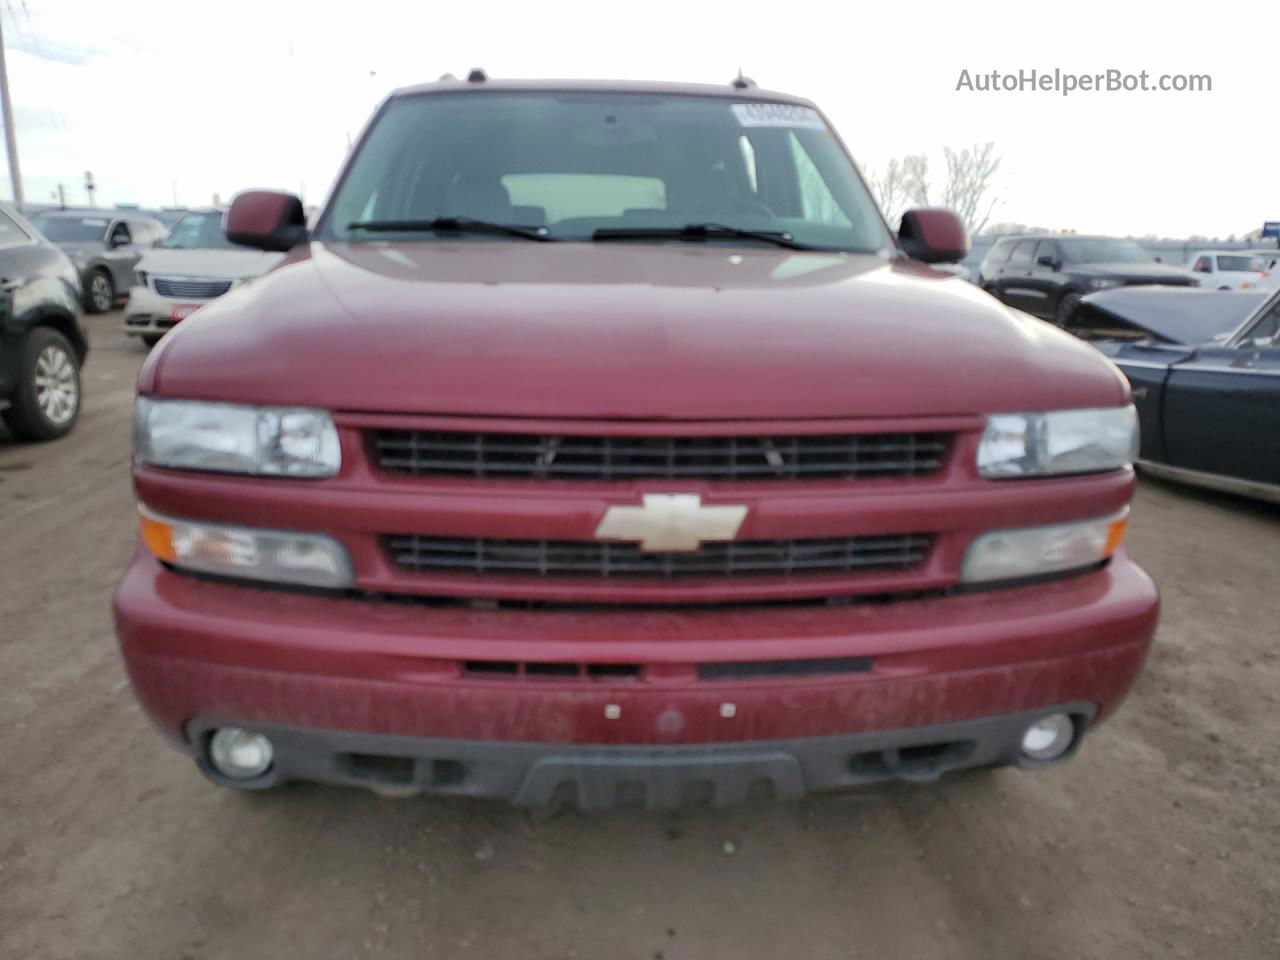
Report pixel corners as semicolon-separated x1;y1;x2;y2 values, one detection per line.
698;656;874;680
462;661;642;680
387;534;932;579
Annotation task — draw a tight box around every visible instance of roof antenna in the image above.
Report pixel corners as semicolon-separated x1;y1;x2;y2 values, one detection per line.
731;68;755;90
467;67;488;83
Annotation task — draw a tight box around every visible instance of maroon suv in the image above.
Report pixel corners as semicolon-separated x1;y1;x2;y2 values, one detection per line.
113;77;1157;808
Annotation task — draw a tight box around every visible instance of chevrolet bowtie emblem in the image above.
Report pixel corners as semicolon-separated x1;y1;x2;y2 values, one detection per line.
594;494;748;552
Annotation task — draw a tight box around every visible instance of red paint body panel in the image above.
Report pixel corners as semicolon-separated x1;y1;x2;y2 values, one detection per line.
116;550;1155;746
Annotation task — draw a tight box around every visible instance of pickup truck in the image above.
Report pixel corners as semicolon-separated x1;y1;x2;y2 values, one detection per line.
112;76;1158;808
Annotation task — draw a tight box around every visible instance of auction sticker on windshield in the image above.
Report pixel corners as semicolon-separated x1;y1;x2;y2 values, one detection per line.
731;103;825;128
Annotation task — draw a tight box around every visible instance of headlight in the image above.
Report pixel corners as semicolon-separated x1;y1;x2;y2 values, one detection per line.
960;509;1128;584
1087;278;1122;290
977;406;1138;478
134;397;341;477
139;507;353;588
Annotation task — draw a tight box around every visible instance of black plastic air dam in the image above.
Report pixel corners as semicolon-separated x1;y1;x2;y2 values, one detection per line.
186;702;1095;810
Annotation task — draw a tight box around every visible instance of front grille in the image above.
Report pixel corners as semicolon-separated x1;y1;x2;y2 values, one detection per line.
1124;277;1195;288
153;276;233;299
386;533;932;579
372;431;950;481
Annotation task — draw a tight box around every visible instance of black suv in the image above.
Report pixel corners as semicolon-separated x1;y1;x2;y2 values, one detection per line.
0;205;88;441
980;235;1197;327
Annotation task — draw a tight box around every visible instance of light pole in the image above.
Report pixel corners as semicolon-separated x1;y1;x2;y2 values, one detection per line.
0;11;24;204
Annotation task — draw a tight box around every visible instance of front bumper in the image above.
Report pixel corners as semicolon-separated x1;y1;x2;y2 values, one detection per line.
114;549;1158;803
122;285;209;337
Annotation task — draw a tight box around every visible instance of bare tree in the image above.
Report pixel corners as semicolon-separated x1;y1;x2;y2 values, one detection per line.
869;158;907;227
901;154;930;208
869;154;930;228
940;142;1001;234
869;143;1002;234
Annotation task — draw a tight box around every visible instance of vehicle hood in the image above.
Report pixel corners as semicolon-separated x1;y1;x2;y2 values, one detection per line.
1079;287;1268;344
148;241;1128;419
137;247;284;280
1072;262;1196;283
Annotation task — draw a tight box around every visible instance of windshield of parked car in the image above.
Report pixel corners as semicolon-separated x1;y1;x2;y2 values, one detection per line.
30;215;109;243
160;211;238;250
321;92;891;253
1059;238;1154;265
1216;255;1263;272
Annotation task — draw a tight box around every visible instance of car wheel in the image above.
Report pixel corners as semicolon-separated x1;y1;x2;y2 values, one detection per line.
142;334;163;349
1;328;81;441
86;270;114;313
1054;291;1082;328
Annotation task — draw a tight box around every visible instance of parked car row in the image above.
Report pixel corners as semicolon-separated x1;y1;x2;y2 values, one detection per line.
978;235;1198;327
0;204;88;440
0;201;286;444
28;210;167;313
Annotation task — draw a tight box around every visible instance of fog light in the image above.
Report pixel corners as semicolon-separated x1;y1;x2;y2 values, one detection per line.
1020;713;1075;761
208;727;274;779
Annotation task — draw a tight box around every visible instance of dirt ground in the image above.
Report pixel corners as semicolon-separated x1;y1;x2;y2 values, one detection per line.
2;312;1277;960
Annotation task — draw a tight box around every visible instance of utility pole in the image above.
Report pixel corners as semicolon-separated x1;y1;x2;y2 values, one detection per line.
57;183;65;208
84;170;95;207
0;11;24;204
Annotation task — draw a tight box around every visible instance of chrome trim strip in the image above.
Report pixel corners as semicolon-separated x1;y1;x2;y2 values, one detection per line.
1111;358;1173;370
1138;460;1280;504
1170;365;1280;377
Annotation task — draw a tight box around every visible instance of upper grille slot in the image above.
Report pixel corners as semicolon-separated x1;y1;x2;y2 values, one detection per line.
372;431;950;481
153;276;234;299
386;533;932;579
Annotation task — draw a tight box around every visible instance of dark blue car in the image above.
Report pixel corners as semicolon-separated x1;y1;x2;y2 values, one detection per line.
1078;287;1280;502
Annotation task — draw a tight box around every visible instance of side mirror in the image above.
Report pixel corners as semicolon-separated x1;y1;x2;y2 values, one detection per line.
898;208;969;264
1036;254;1060;269
109;233;130;249
224;190;307;252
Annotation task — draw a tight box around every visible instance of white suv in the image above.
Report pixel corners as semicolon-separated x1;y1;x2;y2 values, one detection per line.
123;209;281;347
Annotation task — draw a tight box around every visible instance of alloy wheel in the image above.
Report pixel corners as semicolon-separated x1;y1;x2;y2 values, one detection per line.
90;274;113;312
33;345;79;425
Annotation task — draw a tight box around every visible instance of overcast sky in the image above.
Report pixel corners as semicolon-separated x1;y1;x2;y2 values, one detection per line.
1;0;1275;238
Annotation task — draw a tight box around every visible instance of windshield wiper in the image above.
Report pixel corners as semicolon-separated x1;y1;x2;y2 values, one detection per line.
346;217;555;242
591;223;814;250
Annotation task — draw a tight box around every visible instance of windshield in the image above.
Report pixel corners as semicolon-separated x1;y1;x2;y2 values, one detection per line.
160;211;238;250
1060;238;1154;265
1216;255;1263;272
31;215;109;243
322;92;890;252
